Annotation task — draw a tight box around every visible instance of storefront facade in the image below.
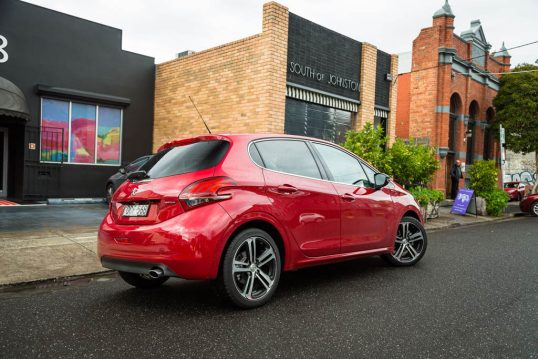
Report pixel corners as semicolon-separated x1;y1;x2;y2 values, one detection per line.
154;2;398;151
0;0;155;201
396;1;511;195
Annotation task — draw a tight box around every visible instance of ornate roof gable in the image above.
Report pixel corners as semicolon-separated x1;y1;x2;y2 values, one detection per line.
460;20;491;50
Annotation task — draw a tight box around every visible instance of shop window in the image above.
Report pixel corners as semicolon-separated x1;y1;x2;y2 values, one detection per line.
40;99;69;162
97;107;122;164
40;98;122;165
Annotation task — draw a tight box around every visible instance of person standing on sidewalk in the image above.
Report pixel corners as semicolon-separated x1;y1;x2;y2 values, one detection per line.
450;160;463;199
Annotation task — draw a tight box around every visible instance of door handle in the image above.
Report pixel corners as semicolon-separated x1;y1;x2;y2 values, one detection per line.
277;184;298;194
341;193;355;202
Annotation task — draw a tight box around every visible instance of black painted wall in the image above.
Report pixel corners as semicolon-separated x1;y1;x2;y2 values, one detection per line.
0;0;154;199
287;13;361;101
375;50;392;108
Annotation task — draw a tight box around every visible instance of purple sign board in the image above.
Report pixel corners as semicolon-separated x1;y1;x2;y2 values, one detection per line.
451;188;474;215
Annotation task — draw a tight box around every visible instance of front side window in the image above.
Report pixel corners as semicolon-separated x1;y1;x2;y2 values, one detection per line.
40;98;122;165
255;140;322;179
312;143;372;187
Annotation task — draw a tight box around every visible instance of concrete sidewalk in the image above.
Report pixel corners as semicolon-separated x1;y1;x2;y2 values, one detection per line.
0;203;524;287
424;204;517;231
0;204;108;286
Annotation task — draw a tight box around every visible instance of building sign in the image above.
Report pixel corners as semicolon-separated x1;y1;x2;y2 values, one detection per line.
289;61;359;92
451;188;474;215
287;13;361;101
0;35;8;63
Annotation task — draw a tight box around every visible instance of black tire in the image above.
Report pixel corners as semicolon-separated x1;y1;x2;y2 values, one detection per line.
106;183;115;204
382;216;427;266
118;271;169;289
219;228;281;309
531;202;538;217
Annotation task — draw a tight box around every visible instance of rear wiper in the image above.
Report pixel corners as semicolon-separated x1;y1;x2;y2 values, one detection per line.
127;170;149;181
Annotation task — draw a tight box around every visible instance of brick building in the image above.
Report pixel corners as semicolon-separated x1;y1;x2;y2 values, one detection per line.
396;0;511;196
154;2;398;152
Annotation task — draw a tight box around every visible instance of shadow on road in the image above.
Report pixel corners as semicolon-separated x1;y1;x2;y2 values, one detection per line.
99;255;402;313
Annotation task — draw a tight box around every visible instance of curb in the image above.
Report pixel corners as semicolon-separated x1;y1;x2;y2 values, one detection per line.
0;270;114;292
0;213;528;290
425;212;523;232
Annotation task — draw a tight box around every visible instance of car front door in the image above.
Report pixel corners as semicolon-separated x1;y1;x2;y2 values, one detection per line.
253;139;340;257
311;142;395;253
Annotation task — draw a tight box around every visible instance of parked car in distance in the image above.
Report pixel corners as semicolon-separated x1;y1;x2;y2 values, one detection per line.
106;155;152;203
519;192;538;216
503;181;525;201
98;134;427;308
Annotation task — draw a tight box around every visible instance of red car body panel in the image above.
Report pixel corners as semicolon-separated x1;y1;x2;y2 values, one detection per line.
519;193;538;213
504;181;524;201
97;134;423;280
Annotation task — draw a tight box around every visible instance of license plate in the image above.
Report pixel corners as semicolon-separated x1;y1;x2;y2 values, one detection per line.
123;204;149;217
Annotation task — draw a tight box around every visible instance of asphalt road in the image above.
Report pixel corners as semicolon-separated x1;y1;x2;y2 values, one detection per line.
1;217;537;358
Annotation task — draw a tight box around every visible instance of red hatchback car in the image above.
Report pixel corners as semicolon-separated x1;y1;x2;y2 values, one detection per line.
520;192;538;216
98;134;427;308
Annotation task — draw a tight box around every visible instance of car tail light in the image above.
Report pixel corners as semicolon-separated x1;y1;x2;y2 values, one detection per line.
179;176;237;210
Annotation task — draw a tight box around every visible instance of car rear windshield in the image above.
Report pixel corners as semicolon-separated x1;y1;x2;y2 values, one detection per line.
140;140;230;179
504;183;518;188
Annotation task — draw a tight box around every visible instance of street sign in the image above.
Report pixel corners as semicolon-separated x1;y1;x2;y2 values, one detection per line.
451;188;474;215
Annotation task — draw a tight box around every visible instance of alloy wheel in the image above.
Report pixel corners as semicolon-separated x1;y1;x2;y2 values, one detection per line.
532;202;538;216
232;236;277;301
391;221;425;263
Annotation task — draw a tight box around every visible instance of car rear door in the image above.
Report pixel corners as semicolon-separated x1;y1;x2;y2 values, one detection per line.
252;139;340;257
311;142;394;253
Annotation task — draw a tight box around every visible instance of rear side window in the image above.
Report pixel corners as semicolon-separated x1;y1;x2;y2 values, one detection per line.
125;156;150;172
142;140;229;179
255;140;322;179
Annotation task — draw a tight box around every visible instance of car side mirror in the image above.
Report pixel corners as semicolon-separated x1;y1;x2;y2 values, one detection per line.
374;173;390;190
119;168;126;175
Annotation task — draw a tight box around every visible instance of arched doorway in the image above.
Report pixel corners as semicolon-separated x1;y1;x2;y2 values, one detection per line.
446;93;462;196
466;101;479;165
483;108;494;160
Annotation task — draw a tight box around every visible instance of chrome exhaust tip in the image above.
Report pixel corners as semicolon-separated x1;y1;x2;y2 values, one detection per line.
148;268;164;279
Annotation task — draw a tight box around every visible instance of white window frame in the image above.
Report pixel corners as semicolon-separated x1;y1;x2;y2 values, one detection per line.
39;97;123;166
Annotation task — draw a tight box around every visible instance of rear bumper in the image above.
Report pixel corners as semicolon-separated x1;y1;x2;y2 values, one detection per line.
101;256;177;277
97;204;233;280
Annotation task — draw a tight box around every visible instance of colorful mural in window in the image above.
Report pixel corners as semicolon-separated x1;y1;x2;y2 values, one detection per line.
97;107;121;164
41;98;69;162
40;98;122;165
70;103;96;163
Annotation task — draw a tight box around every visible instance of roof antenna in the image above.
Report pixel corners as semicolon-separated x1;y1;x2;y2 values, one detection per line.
188;96;212;134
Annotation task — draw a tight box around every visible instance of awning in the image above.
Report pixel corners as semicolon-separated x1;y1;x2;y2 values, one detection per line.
374;107;389;119
0;76;30;121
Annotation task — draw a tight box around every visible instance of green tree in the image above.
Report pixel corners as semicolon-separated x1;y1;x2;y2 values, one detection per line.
343;123;389;173
343;124;438;188
467;160;498;196
493;63;538;171
387;139;439;188
468;160;509;216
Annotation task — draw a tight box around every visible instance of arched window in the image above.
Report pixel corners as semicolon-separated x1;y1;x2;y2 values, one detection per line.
466;101;479;164
483;108;494;160
449;93;461;151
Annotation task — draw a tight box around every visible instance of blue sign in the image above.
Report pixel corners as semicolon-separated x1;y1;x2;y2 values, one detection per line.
451;188;474;215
